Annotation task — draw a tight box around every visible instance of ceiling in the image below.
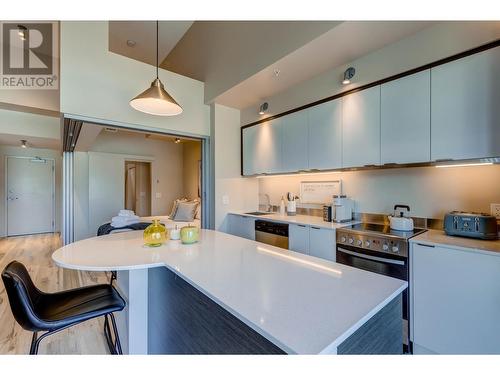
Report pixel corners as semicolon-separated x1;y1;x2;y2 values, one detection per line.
109;21;436;110
108;21;194;66
213;21;435;109
0;133;60;150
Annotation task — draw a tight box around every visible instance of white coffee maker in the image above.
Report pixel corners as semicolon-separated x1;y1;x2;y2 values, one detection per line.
332;195;354;223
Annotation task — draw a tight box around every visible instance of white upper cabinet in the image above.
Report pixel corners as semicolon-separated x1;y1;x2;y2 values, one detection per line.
342;86;381;168
381;70;431;164
281;111;309;172
308;99;342;170
242;118;283;175
431;47;500;161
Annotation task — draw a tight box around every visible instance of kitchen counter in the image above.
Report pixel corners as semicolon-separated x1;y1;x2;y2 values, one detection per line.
410;229;500;256
230;211;358;230
52;229;406;354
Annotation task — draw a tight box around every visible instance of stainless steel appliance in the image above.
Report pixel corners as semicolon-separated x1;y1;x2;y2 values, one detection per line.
336;223;426;353
444;211;498;240
332;195;353;223
255;220;289;249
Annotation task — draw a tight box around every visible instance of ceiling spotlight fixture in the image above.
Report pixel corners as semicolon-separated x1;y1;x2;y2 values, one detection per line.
174;137;181;144
126;39;136;47
130;21;183;116
273;69;280;77
17;25;27;41
342;67;356;85
258;102;269;115
20;140;28;148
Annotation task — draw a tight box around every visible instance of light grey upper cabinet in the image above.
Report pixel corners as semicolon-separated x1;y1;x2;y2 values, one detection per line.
431;47;500;161
242;118;283;175
381;70;431;164
308;99;342;170
342;86;381;168
281;111;308;172
242;125;258;176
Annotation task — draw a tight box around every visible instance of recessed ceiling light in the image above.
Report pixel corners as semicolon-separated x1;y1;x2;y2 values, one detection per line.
20;140;28;148
126;39;136;47
174;138;181;144
273;69;280;77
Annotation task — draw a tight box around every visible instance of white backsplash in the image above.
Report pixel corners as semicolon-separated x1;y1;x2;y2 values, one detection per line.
258;164;500;219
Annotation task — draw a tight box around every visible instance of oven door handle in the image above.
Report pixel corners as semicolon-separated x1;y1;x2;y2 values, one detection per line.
337;247;405;266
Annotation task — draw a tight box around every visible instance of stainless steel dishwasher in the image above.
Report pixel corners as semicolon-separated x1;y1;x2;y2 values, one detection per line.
255;220;289;249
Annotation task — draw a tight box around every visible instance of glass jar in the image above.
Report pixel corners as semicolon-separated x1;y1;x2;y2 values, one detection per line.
143;219;168;247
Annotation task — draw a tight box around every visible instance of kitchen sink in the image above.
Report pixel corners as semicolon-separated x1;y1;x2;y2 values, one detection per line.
244;211;272;216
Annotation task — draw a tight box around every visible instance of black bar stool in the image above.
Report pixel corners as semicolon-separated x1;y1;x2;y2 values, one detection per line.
1;261;126;355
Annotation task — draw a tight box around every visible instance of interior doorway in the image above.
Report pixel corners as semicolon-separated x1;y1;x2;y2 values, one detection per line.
124;161;151;217
6;156;55;236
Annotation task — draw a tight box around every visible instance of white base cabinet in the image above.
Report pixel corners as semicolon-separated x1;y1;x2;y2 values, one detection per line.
227;214;256;241
411;242;500;354
309;226;336;261
288;224;310;255
289;224;336;262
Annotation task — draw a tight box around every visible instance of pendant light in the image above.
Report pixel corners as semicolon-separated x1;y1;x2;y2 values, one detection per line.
130;21;183;116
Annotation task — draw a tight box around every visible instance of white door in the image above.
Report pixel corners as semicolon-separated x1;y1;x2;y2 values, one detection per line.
342;86;381;168
381;70;431;164
308;99;342;170
7;156;55;236
281;111;308;173
288;224;310;254
309;227;336;261
431;47;500;161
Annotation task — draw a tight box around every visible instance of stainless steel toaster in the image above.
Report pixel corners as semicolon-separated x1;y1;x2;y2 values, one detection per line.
444;211;498;240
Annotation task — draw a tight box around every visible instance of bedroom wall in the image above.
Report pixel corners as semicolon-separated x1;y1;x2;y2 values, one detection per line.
182;141;201;200
0;145;62;237
74;130;184;240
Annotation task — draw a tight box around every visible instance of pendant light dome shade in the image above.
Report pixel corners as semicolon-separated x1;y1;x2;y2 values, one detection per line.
129;21;183;116
130;78;183;116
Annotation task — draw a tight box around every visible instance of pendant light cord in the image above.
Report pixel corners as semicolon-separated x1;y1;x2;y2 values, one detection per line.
156;20;159;79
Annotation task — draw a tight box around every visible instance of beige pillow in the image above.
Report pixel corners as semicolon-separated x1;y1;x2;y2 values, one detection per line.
169;198;187;218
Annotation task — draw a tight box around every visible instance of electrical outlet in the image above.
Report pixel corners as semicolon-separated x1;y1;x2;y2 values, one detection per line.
222;195;229;205
491;203;500;219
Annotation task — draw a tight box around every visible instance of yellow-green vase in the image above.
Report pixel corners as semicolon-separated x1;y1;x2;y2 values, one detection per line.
180;225;199;244
143;219;168;247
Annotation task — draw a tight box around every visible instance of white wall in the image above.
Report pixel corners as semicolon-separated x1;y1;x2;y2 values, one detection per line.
258;165;500;219
74;130;185;239
60;21;210;137
241;21;500;125
0;145;62;237
0;109;60;140
212;104;259;232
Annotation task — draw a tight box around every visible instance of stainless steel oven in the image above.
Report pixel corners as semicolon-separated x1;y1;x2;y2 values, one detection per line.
336;223;425;353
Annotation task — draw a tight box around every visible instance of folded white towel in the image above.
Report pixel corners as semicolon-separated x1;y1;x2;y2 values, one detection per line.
118;209;136;217
111;215;140;228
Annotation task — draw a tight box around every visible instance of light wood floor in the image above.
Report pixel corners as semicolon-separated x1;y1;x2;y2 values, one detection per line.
0;233;110;354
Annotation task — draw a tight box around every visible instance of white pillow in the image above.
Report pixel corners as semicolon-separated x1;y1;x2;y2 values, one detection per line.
173;201;198;222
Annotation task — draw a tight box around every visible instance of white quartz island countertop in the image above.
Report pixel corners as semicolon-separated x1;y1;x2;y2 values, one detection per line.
52;229;407;354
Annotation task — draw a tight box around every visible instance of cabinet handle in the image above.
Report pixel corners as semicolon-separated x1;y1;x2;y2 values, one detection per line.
383;163;398;166
311;226;321;230
416;243;435;248
363;164;378;168
298;224;306;227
